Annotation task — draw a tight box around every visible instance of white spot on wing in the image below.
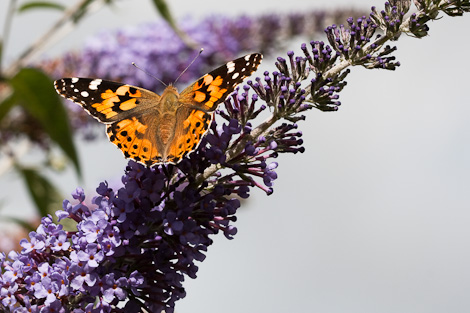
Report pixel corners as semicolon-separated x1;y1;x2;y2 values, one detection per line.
71;77;79;83
244;55;251;61
89;79;102;90
81;91;89;97
226;61;236;73
232;72;240;79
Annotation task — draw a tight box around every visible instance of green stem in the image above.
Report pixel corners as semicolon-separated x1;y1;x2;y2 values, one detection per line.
1;0;17;75
4;0;106;77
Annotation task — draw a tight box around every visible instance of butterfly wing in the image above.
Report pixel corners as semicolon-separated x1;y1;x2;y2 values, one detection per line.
165;53;263;163
179;53;263;111
165;107;213;164
55;77;167;165
105;114;166;166
54;78;161;123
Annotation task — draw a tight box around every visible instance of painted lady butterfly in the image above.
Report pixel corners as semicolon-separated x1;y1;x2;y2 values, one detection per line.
54;53;262;166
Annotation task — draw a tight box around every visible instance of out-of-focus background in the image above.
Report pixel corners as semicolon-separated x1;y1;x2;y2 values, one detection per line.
0;1;469;312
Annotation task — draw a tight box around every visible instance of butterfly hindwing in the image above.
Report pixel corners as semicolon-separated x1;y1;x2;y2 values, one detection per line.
106;115;164;166
167;107;213;164
179;53;263;111
54;78;160;123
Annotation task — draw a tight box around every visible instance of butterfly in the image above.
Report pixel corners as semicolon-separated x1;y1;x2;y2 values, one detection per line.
54;53;262;167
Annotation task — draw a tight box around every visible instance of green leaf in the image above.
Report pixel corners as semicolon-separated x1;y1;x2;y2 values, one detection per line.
17;166;63;218
9;68;81;177
0;92;17;123
150;0;198;49
72;0;116;24
18;1;65;13
0;40;3;71
71;0;94;23
151;0;175;26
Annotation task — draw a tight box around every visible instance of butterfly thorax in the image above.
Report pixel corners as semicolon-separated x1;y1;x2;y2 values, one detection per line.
160;85;180;112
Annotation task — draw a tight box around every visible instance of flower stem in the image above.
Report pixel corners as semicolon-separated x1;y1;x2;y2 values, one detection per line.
197;114;278;184
4;0;106;77
0;0;17;75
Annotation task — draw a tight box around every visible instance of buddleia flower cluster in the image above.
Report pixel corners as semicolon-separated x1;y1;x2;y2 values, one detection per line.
1;0;469;312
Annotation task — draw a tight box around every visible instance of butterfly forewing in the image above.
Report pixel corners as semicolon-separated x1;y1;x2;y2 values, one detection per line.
54;78;160;123
54;53;262;166
179;53;263;111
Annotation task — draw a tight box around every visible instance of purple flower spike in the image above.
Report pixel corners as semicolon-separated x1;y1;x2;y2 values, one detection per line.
3;1;457;311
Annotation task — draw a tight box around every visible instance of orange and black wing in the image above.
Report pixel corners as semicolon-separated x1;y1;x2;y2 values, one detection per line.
54;78;160;123
165;53;263;163
105;114;166;166
165;107;213;164
55;77;167;166
179;53;263;111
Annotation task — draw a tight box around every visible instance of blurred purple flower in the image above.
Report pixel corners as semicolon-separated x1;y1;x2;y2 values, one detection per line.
39;9;362;139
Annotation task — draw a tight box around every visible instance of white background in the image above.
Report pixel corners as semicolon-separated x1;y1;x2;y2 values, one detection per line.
1;1;469;313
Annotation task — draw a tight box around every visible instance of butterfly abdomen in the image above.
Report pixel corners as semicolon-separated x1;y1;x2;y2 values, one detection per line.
158;114;177;145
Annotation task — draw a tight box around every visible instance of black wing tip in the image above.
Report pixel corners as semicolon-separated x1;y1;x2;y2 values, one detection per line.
242;53;262;60
54;78;66;95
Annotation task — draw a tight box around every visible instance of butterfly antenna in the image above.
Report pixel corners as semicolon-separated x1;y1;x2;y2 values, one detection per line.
132;62;168;87
174;48;204;84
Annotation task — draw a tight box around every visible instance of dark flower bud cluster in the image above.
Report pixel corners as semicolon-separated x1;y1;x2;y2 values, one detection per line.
325;15;400;70
275;51;309;82
408;0;470;37
262;46;348;113
309;70;349;111
325;17;377;61
407;12;431;37
263;123;305;156
355;43;399;70
248;70;308;122
302;41;340;74
413;0;470;17
440;0;470;16
370;1;410;40
219;86;267;129
262;11;399;115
